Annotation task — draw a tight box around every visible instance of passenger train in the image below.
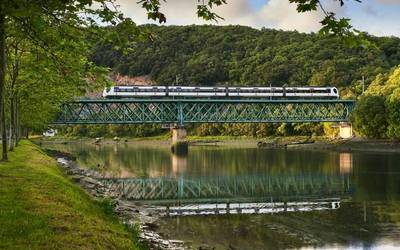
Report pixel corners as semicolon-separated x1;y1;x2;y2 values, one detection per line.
102;86;339;99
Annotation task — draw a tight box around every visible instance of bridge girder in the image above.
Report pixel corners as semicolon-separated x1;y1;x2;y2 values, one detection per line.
53;99;355;125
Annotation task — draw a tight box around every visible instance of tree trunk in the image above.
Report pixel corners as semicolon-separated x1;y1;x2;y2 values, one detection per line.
0;13;7;161
9;95;15;151
15;97;19;146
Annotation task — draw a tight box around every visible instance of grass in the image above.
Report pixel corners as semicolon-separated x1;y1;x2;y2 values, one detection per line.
0;140;143;250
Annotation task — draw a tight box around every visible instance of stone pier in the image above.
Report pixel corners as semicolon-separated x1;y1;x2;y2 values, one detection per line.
339;122;353;139
171;127;187;144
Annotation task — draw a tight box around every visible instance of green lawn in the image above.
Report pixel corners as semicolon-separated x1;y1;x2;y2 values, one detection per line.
0;140;142;250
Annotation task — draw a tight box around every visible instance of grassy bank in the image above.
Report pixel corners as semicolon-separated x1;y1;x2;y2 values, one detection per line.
0;140;143;250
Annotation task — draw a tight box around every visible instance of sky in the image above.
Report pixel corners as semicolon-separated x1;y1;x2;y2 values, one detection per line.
116;0;400;37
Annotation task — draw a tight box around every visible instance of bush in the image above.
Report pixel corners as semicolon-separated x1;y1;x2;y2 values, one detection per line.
351;95;388;138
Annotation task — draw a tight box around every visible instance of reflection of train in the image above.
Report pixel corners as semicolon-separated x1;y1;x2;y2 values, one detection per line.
102;86;340;99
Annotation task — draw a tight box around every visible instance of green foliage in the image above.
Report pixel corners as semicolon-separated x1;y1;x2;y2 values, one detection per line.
92;25;400;92
290;0;366;45
323;122;339;138
350;66;400;139
59;124;164;138
386;94;400;138
351;95;388;138
59;122;329;139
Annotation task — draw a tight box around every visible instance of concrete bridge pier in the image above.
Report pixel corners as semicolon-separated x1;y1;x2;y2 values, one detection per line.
339;122;353;139
171;127;188;153
171;127;187;144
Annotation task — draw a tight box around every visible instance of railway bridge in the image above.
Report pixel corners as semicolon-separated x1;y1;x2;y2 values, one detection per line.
53;98;356;143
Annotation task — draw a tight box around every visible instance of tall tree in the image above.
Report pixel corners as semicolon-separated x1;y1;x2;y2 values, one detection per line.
0;9;7;160
0;0;228;161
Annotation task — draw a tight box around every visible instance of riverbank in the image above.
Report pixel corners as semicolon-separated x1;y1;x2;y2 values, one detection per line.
38;135;400;153
0;140;143;249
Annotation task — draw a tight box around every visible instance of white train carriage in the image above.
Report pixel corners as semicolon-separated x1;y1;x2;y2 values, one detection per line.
102;86;166;98
284;87;338;98
228;87;285;97
168;86;226;97
102;86;339;99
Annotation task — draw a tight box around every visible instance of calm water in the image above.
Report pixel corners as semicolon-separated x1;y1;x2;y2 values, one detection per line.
41;140;400;249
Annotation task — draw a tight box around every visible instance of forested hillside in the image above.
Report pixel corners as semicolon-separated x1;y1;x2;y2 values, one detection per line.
64;25;400;139
92;25;400;97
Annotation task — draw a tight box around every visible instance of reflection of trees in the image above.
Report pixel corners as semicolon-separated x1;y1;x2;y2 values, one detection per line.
41;141;400;248
352;152;400;201
185;147;341;177
43;142;345;178
42;142;172;178
42;142;400;204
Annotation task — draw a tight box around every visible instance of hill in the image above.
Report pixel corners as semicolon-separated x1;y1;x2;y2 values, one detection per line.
92;25;400;97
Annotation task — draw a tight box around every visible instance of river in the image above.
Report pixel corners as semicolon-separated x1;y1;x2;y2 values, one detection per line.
40;140;400;249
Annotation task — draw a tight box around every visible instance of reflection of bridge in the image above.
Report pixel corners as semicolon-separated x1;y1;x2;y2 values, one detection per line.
101;174;352;202
54;99;355;125
160;199;342;216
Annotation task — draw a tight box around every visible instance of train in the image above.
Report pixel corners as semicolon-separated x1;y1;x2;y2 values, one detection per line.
102;86;339;99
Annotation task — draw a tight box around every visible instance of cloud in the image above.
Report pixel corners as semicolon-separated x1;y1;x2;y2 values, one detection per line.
117;0;329;32
115;0;399;36
254;0;324;32
117;0;254;25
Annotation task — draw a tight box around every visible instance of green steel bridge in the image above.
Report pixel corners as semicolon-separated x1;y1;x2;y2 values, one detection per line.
100;174;353;203
54;99;355;125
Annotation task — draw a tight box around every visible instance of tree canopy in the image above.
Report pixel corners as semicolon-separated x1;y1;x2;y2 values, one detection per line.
351;67;400;139
92;25;400;96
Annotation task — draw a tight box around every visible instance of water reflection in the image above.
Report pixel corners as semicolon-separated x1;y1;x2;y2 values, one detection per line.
161;199;341;216
340;152;353;174
158;201;400;250
171;147;188;176
40;140;400;249
102;174;352;202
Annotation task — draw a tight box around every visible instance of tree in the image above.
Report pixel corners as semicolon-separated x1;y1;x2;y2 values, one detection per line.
351;95;388;138
386;92;400;139
92;25;400;88
0;0;228;161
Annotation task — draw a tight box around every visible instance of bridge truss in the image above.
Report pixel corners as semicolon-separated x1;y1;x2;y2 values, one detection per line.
54;99;355;125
